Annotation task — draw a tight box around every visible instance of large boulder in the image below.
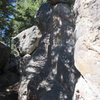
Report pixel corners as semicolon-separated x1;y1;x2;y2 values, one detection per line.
13;26;41;56
18;2;80;100
0;42;11;72
73;0;100;100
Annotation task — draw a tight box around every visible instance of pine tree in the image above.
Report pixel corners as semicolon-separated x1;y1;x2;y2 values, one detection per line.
13;0;46;35
0;0;46;44
0;0;15;43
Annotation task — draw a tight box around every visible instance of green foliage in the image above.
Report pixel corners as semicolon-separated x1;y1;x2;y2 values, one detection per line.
0;0;15;37
13;0;46;35
0;0;46;45
0;0;16;46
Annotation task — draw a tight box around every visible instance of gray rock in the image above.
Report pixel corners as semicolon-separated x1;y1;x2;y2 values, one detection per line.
13;26;41;56
36;2;53;32
0;42;11;72
73;0;100;100
18;2;80;100
0;42;20;100
0;51;20;91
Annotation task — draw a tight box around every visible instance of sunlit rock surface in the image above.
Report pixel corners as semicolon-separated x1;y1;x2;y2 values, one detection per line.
73;0;100;100
13;26;41;56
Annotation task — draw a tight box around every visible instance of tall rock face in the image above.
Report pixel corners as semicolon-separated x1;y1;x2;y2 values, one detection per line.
14;1;80;100
73;0;100;100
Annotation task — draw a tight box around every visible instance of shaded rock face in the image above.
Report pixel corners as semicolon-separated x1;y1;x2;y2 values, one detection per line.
36;3;53;32
47;0;75;5
0;42;20;100
73;0;100;100
0;42;11;72
0;91;18;100
16;2;80;100
13;26;41;56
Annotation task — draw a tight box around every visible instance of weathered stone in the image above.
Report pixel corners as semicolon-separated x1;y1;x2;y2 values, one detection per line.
18;2;80;100
36;2;53;32
13;26;41;56
18;33;51;100
73;0;100;100
0;42;11;72
18;54;32;100
73;76;100;100
74;0;100;39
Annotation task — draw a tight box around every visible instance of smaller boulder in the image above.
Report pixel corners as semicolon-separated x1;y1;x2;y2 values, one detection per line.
13;26;41;56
